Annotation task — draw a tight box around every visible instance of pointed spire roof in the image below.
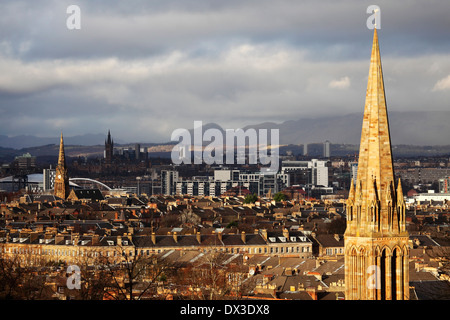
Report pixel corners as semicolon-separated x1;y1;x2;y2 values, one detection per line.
106;129;113;145
397;178;404;202
58;132;66;168
356;28;394;205
347;179;355;204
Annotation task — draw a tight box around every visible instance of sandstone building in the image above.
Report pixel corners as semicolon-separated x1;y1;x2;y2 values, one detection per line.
344;29;409;300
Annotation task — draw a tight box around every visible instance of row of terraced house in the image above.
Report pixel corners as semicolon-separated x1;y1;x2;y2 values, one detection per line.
0;226;313;267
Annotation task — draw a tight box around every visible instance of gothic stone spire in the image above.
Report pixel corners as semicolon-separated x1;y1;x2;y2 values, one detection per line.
54;132;69;199
58;132;66;168
347;28;404;237
344;29;409;300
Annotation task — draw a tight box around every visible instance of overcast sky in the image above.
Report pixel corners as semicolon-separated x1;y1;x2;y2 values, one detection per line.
0;0;449;143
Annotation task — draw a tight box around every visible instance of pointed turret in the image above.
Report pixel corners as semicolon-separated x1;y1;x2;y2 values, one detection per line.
347;181;355;205
107;129;112;145
396;178;404;199
396;178;406;233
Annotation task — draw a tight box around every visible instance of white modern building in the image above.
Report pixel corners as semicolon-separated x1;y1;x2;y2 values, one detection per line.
165;169;289;197
281;159;328;187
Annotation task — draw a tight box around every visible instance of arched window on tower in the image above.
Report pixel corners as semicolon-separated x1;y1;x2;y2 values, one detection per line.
380;248;387;300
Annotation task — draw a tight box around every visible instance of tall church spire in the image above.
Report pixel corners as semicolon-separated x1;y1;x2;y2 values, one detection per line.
58;132;66;169
344;29;409;300
54;132;69;199
349;28;398;236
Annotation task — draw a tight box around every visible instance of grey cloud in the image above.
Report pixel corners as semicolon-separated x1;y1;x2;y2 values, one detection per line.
0;0;449;144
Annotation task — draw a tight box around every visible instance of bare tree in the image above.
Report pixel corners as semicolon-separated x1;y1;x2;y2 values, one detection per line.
178;249;251;300
93;245;169;300
0;245;50;299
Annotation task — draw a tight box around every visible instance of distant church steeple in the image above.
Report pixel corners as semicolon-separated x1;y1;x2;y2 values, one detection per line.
54;132;69;199
105;129;114;166
344;29;409;300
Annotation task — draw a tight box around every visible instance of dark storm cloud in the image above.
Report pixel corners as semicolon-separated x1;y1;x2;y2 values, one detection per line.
2;0;449;61
0;0;449;143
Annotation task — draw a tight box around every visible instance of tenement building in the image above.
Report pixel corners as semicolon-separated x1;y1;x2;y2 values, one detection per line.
344;29;409;300
0;228;313;266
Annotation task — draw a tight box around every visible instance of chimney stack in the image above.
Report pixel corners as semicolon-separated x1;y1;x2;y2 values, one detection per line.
92;234;100;245
196;232;201;244
151;232;156;245
283;228;289;239
241;231;246;244
173;231;178;243
71;233;79;245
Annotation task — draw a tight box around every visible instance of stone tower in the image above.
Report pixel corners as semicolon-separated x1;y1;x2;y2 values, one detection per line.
54;132;69;199
105;129;114;166
344;29;409;300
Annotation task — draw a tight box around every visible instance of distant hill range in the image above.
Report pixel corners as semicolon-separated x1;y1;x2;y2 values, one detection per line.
0;133;128;149
1;111;449;160
241;110;450;146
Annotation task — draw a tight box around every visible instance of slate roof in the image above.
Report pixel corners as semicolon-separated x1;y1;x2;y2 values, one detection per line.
70;189;104;201
410;280;450;300
313;234;344;247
